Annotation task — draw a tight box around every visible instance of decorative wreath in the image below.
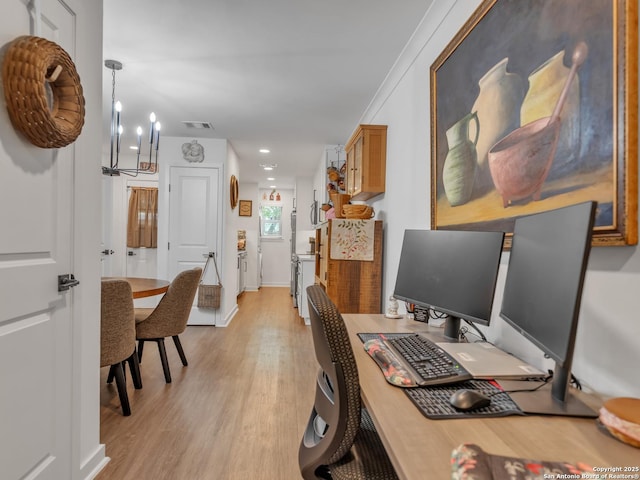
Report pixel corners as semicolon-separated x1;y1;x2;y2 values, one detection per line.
2;35;85;148
230;175;239;209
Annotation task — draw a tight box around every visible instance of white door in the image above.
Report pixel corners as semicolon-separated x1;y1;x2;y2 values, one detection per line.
0;2;78;479
168;166;222;325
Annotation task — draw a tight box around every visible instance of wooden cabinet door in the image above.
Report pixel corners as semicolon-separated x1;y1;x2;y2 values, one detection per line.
345;125;387;200
346;134;363;197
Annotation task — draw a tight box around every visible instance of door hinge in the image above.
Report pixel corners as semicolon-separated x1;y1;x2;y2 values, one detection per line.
58;274;80;292
168;242;170;250
168;184;171;192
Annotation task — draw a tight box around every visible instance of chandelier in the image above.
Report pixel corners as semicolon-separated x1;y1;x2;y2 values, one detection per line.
102;59;161;176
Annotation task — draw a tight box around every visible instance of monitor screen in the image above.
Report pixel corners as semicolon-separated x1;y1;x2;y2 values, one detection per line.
393;229;505;339
499;201;596;407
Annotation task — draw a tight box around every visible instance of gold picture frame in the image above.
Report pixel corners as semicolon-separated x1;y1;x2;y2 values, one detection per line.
430;0;637;247
239;199;252;217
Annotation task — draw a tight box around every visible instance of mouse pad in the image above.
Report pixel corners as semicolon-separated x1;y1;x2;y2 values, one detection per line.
404;379;525;420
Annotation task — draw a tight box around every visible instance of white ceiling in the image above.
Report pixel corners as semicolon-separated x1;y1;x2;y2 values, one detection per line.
102;0;431;188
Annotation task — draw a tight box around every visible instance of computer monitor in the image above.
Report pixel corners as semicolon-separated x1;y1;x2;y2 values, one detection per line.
499;201;597;417
393;229;505;340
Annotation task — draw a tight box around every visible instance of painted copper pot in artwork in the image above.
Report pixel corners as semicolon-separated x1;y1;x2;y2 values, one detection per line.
488;117;561;207
488;43;587;208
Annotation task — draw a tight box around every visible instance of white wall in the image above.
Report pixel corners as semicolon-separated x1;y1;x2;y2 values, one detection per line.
259;188;294;286
358;1;640;398
311;145;343;225
224;144;242;321
294;177;316;254
157;136;232;326
237;181;261;290
76;2;108;476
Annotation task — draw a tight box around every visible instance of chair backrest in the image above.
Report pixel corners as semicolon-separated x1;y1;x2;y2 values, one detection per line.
137;268;202;337
299;285;362;478
101;279;136;367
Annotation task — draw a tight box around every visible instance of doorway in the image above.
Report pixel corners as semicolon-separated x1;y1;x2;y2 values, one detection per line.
125;181;159;278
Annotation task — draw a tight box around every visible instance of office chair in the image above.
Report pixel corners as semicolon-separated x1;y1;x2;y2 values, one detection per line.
134;268;202;383
101;279;142;416
299;285;398;480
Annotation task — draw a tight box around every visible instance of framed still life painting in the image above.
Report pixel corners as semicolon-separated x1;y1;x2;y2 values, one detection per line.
430;0;637;246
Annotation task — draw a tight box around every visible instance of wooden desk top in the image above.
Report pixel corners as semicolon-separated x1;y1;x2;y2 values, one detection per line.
102;277;169;299
343;313;639;480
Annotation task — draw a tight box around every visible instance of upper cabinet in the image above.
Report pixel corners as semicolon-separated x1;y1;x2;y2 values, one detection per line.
345;124;387;201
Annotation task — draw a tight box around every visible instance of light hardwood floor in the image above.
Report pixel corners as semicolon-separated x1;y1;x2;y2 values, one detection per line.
97;287;316;480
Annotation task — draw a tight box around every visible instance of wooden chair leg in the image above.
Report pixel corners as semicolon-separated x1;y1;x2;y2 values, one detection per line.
172;335;188;366
156;338;172;383
127;349;143;389
112;362;131;416
137;339;145;362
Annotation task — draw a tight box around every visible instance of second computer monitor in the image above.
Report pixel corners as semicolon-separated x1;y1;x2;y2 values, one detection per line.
393;229;505;340
499;201;596;416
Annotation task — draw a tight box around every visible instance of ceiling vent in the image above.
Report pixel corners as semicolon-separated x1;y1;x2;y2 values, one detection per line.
182;121;214;130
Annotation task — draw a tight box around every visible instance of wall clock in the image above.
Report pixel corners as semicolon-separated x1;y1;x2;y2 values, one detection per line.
239;200;252;217
230;175;239;209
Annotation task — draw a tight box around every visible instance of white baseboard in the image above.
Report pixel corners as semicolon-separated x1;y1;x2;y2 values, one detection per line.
81;444;109;480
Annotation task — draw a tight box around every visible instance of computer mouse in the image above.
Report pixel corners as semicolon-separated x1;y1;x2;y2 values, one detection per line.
449;389;491;411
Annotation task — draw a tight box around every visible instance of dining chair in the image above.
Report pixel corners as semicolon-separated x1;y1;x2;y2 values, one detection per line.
101;279;142;416
134;268;202;383
299;285;398;480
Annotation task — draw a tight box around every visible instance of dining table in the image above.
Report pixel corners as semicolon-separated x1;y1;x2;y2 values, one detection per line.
102;277;170;299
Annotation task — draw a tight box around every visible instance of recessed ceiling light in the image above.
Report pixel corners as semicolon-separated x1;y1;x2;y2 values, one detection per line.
129;145;138;150
260;163;277;171
267;177;275;181
259;148;270;154
269;185;277;189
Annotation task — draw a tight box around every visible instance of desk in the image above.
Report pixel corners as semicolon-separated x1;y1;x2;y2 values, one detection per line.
343;313;638;480
102;277;169;299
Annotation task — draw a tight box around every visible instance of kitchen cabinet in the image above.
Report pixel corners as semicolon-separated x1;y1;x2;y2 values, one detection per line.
314;219;383;313
345;124;387;201
237;251;247;296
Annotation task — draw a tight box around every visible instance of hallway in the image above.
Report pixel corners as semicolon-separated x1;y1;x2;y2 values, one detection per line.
98;287;315;479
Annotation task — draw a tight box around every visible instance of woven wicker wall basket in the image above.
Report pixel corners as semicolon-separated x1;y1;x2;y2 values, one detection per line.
2;35;85;148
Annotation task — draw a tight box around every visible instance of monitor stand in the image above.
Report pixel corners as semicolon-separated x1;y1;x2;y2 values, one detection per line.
443;316;460;341
498;380;598;418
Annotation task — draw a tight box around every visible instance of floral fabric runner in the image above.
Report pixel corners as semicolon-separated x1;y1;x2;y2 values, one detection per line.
330;219;375;261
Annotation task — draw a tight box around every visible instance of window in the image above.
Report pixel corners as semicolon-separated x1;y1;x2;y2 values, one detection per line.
260;205;283;238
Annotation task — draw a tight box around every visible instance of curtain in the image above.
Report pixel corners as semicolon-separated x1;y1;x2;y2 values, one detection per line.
127;187;158;248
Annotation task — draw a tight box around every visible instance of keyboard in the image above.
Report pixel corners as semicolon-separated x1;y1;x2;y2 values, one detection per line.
385;334;472;387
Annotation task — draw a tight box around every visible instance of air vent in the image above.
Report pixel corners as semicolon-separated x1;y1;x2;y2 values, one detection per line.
182;121;214;129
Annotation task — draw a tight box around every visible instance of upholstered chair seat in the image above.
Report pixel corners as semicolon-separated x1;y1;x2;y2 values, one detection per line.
135;268;202;383
101;279;142;416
